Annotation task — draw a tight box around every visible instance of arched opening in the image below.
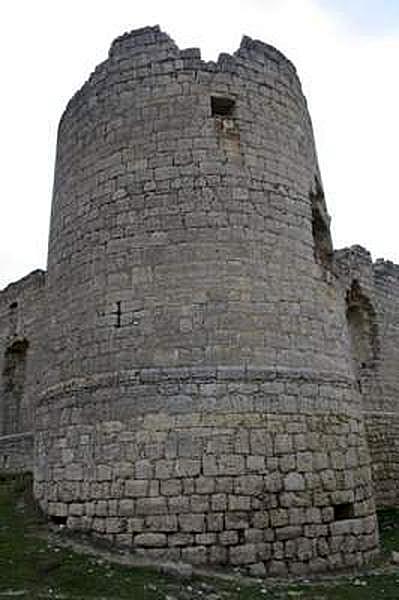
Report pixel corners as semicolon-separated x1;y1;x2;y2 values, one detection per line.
310;178;333;273
1;339;29;436
345;281;378;387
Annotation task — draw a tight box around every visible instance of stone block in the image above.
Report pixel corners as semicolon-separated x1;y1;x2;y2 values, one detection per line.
191;495;209;513
135;459;153;479
136;497;167;515
209;545;228;564
195;476;215;494
115;534;132;548
264;472;282;492
234;475;263;495
125;479;148;497
119;499;134;516
274;434;293;454
181;546;208;565
175;459;201;477
145;514;178;532
134;533;167;547
219;530;239;546
195;533;217;545
225;511;249;530
160;479;182;496
218;455;245;475
155;460;175;479
246;455;266;472
211;493;227;511
95;500;108;517
66;463;83;481
169;495;190;513
270;509;289;528
228;495;251;511
284;472;305;492
178;513;205;532
127;518;145;533
106;517;124;533
245;528;264;543
69;502;85;516
276;526;302;541
230;544;256;565
268;560;288;576
206;512;224;532
249;562;267;576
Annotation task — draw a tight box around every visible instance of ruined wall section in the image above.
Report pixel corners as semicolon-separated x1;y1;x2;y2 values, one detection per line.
371;260;399;506
333;246;380;409
36;27;379;575
0;270;46;472
334;247;399;507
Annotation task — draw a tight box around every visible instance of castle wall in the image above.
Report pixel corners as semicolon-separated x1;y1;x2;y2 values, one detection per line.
369;261;399;506
34;26;379;575
0;270;46;472
334;247;399;508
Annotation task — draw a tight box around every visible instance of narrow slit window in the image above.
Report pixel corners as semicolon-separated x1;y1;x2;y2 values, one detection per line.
211;96;235;117
114;301;122;328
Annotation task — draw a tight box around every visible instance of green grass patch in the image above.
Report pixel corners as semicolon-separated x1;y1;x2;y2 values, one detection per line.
378;508;399;556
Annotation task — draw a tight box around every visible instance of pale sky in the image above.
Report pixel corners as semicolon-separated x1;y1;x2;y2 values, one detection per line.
0;0;398;289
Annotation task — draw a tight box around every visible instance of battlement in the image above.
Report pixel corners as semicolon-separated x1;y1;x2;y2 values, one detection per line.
109;25;180;59
60;26;302;127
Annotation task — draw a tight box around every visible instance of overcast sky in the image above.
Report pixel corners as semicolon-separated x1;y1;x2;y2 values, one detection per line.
0;0;398;289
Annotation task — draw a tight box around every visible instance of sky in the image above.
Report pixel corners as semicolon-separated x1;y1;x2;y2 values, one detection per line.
0;0;398;289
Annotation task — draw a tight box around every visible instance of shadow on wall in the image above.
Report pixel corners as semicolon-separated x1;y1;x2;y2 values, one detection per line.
1;339;29;436
310;178;333;274
345;280;379;391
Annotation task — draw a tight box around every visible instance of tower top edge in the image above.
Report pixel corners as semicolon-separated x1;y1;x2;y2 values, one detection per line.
108;25;297;72
60;25;300;124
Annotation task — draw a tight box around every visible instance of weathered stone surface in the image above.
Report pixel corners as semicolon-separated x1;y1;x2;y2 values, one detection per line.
3;24;397;578
134;533;167;547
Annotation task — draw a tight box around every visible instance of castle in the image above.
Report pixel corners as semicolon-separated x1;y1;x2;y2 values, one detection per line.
1;26;398;576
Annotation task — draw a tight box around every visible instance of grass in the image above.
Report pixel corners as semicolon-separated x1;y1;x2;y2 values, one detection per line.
0;473;398;599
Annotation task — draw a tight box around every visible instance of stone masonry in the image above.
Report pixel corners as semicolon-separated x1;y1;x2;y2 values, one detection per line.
0;26;398;575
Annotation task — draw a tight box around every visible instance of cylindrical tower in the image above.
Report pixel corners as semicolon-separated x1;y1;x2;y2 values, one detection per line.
35;26;379;574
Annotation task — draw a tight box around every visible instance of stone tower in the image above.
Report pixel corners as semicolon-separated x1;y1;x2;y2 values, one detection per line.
33;26;379;574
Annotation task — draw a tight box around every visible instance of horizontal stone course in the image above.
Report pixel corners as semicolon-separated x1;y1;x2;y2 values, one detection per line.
35;371;379;574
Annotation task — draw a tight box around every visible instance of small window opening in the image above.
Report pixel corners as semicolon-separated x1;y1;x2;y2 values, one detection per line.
50;515;68;526
334;502;355;521
211;96;235;117
9;302;17;310
211;96;241;161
